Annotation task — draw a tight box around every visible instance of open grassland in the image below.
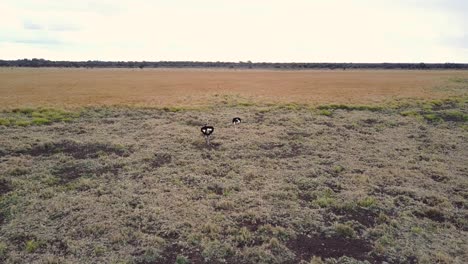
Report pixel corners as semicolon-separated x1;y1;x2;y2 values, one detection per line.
0;68;468;109
0;97;467;263
0;69;467;263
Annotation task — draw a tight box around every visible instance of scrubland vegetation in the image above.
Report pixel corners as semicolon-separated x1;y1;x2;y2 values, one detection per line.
0;97;466;263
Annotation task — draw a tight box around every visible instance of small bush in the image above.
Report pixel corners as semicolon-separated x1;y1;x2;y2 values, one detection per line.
163;106;184;112
32;117;51;125
235;227;252;246
15;120;31;126
333;165;345;173
202;240;234;262
175;255;189;264
435;251;454;263
313;189;336;208
378;235;395;246
214;200;235;210
12;108;34;114
31;112;44;118
309;256;324;264
318;109;332;116
257;224;291;241
25;239;41;253
377;212;389;224
0;118;11;126
0;242;7;257
423;114;443;123
134;248;161;263
357;196;377;208
353;105;383;111
242;246;276;263
202;223;220;239
280;103;303;110
268;237;281;249
8;167;30;176
334;223;356;238
315;197;335;208
400;110;420;117
442;111;468;122
411;226;423;234
400;109;467;123
94;245;106;256
238;102;255;107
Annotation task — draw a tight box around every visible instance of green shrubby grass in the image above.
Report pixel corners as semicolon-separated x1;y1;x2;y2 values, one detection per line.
25;239;42;253
0;242;7;258
0;108;80;127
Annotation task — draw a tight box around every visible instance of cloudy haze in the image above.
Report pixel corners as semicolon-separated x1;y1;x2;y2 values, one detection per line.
0;0;466;62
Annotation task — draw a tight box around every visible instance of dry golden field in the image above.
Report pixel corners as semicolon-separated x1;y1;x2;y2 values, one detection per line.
1;68;468;108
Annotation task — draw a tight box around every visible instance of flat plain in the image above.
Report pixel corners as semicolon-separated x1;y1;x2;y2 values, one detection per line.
0;68;467;264
1;68;468;108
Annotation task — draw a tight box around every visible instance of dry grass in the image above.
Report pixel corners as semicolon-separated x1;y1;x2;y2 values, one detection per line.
0;98;467;263
1;68;468;109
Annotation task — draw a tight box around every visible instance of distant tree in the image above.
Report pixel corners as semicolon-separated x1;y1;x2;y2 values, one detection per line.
0;59;467;70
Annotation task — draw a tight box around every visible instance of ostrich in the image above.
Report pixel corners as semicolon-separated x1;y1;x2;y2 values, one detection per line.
201;124;214;146
232;117;241;131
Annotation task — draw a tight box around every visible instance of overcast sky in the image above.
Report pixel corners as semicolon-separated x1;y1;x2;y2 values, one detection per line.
0;0;466;62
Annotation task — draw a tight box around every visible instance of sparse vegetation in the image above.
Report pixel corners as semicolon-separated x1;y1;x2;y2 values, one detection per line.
0;98;466;263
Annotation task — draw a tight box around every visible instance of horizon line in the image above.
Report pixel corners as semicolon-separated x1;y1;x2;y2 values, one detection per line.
1;58;468;64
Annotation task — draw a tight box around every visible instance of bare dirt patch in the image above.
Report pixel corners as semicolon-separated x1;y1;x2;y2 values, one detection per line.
18;140;131;159
287;235;376;263
53;162;123;184
0;178;12;195
149;153;172;168
160;243;204;264
332;208;378;227
192;141;222;150
414;208;446;223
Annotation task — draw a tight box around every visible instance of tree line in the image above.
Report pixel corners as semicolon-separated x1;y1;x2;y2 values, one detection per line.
1;59;467;70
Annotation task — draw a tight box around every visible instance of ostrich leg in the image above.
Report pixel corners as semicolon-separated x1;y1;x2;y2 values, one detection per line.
205;135;211;146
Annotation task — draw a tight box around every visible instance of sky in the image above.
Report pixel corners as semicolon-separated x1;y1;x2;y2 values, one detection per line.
0;0;466;62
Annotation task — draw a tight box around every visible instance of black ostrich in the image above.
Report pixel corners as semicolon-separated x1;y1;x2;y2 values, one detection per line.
232;117;241;131
201;124;214;146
